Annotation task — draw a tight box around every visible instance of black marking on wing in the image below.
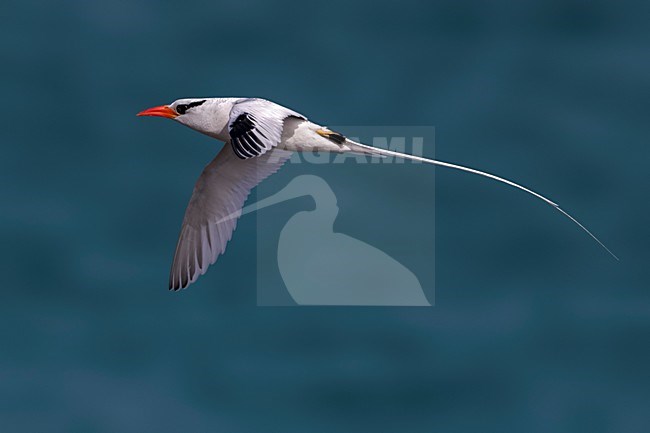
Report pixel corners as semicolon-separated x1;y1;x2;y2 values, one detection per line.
327;131;346;145
230;113;266;159
230;112;255;137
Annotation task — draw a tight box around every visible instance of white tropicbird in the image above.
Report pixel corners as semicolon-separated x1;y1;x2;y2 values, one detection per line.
138;97;617;290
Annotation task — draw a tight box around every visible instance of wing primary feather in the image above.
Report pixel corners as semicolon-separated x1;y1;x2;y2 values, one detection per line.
241;134;262;153
228;99;306;159
238;135;256;155
168;145;292;290
248;132;265;150
232;138;253;158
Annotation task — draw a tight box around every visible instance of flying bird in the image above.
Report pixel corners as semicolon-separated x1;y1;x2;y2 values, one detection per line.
137;97;617;290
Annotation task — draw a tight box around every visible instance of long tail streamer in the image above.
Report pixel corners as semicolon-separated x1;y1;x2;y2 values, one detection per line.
351;141;618;260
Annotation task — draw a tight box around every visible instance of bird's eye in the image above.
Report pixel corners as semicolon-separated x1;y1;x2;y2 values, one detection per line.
176;104;188;115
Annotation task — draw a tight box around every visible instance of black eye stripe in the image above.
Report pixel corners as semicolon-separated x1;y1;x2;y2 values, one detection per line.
187;100;206;109
176;100;206;115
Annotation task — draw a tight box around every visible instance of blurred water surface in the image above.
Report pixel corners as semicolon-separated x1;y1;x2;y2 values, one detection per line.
1;0;649;432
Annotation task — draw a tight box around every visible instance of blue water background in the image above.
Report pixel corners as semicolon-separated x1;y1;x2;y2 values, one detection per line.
1;1;649;431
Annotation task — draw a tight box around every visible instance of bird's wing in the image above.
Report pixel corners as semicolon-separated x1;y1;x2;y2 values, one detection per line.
228;98;306;159
169;144;292;290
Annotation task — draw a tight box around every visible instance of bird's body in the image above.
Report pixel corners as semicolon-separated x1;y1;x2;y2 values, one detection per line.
138;97;616;290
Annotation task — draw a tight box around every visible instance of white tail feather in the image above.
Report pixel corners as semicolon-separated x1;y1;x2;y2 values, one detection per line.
348;140;618;260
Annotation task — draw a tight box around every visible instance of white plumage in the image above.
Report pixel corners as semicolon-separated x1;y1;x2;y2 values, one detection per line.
169;145;292;290
137;97;617;290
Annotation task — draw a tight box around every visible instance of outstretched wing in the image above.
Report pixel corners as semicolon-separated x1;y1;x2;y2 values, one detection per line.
169;145;292;290
228;98;306;159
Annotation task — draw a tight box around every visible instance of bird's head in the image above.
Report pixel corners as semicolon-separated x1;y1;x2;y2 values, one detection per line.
137;98;229;138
